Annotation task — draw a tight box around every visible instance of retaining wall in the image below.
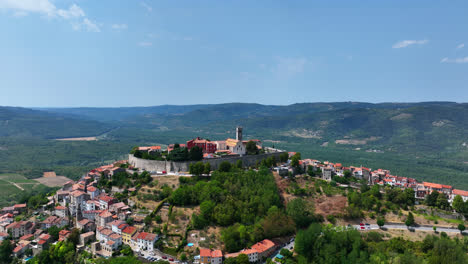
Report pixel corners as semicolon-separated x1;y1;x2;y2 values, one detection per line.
128;151;284;172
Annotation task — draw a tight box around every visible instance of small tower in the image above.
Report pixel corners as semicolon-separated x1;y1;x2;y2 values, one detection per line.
236;126;243;141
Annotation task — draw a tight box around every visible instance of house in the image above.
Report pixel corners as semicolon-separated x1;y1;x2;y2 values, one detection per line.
450;189;468;204
87;186;100;199
108;233;122;248
37;233;52;244
0;232;8;241
109;202;129;214
59;230;71;241
13;204;27;213
13;243;29;258
251;239;276;260
85;200;100;211
7;221;35;239
121;226;137;245
167;144;186;153
80;231;95;246
200;248;223;264
55;206;67;218
98;195;117;210
136;232;158;251
96;227;114;242
42;216;68;229
187;138;217;154
322;167;333;181
108;220;127;234
77;219;96;232
138;146;162;154
82;210;103;221
97;210;114;227
226;249;259;263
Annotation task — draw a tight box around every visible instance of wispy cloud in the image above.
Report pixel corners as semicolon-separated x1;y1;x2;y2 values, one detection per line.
457;43;465;49
112;24;128;30
138;41;153;47
140;2;152;12
272;57;308;78
440;57;468;64
392;39;428;49
0;0;99;32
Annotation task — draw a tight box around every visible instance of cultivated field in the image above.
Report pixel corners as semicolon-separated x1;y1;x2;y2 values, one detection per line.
55;137;98;141
0;174;49;207
34;175;72;187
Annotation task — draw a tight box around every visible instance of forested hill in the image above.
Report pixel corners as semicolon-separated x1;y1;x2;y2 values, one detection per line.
0;106;111;139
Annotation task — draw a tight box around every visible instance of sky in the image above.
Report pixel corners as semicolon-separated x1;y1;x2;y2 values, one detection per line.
0;0;467;107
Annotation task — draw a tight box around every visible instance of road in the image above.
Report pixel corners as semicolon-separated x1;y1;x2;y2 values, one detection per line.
354;224;467;234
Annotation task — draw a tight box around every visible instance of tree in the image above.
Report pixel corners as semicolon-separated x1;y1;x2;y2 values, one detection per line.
436;193;450;210
343;170;352;178
204;162;211;174
377;217;385;229
189;162;205;176
452;195;464;213
426;191;439;207
189;146;204;161
236;159;243;169
237;254;250;264
405;212;415;228
433;226;437;232
458;223;465;234
68;228;80;247
48;226;61;240
219;161;232;172
0;239;13;264
287;198;315;228
279;152;289;163
246;141;258;155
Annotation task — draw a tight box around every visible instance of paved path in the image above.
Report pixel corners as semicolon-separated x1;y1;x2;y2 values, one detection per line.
7;181;24;191
354;224;466;234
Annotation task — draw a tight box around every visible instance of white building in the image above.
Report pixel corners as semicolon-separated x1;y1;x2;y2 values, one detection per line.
135;232;158;251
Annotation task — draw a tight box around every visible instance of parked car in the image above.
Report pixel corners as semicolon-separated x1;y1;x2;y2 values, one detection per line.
360;226;365;230
359;223;364;226
169;258;174;261
162;256;167;259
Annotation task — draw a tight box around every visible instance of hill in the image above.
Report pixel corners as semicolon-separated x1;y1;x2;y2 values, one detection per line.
0;106;111;139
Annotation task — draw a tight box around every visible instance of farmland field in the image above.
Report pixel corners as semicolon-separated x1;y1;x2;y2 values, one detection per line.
0;174;50;207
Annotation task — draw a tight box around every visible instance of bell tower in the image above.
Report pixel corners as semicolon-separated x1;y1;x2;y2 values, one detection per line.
236;126;243;141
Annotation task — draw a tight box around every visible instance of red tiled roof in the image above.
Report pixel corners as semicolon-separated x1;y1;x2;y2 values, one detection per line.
211;250;223;258
99;195;115;203
38;239;47;245
109;233;121;239
423;182;443;189
251;239;275;254
199;248;211;257
122;226;137;235
55;206;67;210
136;232;157;241
87;186;97;192
19;234;33;241
453;189;468;197
99;210;113;218
14;204;26;208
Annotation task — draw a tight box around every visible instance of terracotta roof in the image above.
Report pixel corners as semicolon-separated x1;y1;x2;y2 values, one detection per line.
99;210;113;218
0;232;8;237
13;244;25;253
38;239;47;245
99;228;113;236
241;249;258;255
87;186;97;192
200;248;211;257
423;182;443;189
251;239;275;254
71;190;86;197
109;233;121;239
453;189;468;197
13;204;26;208
107;240;115;246
136;232;157;241
122;226;137;235
19;234;34;241
99;195;115;203
81;231;94;238
38;234;51;240
211;250;223;258
55;206;67;210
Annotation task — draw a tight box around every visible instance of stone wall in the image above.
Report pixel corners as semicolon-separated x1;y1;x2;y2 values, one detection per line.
128;151;285;172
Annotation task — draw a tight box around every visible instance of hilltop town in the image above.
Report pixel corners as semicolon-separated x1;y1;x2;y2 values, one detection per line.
0;128;467;263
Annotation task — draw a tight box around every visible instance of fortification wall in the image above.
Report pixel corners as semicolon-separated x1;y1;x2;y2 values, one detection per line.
128;151;284;172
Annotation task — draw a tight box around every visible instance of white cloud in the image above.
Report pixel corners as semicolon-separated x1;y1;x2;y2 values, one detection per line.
57;4;84;19
112;24;128;30
138;41;153;47
392;39;429;49
83;18;100;32
440;57;468;64
272;57;308;78
140;2;152;12
457;43;465;49
0;0;56;16
0;0;99;32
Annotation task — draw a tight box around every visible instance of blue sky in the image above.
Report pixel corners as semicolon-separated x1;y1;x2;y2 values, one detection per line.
0;0;467;107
